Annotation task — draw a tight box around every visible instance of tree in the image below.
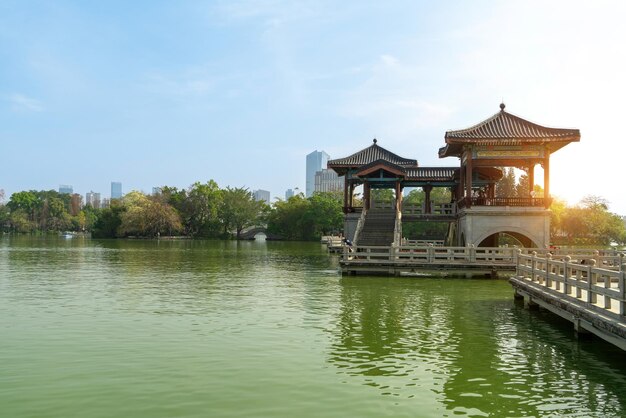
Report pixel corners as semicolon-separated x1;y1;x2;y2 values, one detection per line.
265;192;343;241
118;191;182;237
558;195;626;245
174;181;223;237
220;187;265;239
7;191;39;222
266;194;311;240
8;209;36;233
92;204;125;238
495;168;517;198
304;192;344;238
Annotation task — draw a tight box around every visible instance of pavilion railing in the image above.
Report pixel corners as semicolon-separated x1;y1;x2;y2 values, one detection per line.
458;197;551;208
402;202;455;216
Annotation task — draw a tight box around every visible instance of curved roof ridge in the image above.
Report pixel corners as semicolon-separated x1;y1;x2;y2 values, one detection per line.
328;141;418;168
445;109;580;140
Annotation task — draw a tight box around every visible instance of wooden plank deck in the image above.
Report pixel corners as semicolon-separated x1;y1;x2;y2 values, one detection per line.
510;252;626;350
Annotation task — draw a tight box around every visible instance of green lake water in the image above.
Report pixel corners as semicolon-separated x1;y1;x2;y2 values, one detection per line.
1;235;625;417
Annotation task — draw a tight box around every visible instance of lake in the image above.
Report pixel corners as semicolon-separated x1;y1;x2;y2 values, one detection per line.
1;235;625;417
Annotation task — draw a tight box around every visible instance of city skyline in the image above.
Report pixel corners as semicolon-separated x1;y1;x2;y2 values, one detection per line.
2;2;626;214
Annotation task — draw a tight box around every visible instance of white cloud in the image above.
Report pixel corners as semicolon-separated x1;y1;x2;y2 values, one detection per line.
8;93;44;112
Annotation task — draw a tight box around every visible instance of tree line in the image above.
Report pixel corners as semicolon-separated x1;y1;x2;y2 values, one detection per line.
1;176;625;245
0;183;344;241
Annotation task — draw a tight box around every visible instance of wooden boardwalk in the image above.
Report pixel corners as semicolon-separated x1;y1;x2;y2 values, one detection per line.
341;245;533;277
510;251;626;350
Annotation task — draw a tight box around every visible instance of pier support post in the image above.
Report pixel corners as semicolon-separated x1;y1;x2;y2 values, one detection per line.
574;318;593;340
527;298;539;311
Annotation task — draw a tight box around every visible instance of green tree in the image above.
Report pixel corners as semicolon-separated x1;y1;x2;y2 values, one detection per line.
180;181;223;237
266;194;311;240
7;191;39;222
304;192;344;238
118;191;182;237
558;195;626;245
495;168;517;198
220;187;265;239
8;209;36;233
92;204;125;238
265;192;343;241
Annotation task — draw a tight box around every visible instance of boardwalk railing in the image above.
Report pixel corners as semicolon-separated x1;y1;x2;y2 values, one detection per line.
514;251;626;318
342;245;524;266
340;245;625;275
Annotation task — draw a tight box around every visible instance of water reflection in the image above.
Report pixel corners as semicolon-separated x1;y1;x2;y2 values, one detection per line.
328;276;626;416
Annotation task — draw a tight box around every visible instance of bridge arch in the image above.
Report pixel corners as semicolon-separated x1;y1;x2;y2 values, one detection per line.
473;226;542;248
238;227;282;240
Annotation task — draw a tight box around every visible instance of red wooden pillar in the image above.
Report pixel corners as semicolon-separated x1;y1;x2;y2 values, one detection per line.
364;181;371;210
528;164;535;198
543;155;550;208
423;185;433;214
343;176;349;213
395;181;402;212
465;151;473;208
458;165;465;203
349;183;355;209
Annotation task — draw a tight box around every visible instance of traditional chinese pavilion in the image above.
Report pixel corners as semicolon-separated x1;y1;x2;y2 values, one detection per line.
328;104;580;248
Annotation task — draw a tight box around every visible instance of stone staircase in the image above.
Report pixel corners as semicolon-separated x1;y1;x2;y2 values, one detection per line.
356;209;396;246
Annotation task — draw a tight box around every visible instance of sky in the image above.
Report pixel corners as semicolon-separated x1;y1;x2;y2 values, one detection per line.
1;1;626;214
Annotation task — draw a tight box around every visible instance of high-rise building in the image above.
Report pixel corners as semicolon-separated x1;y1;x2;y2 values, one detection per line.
314;169;343;194
86;191;101;209
253;189;270;204
59;184;73;194
306;150;330;197
111;182;122;199
285;189;295;200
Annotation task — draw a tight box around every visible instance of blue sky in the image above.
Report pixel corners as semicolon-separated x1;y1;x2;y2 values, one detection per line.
2;1;626;214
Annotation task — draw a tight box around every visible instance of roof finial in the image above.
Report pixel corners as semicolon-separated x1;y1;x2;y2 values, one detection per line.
373;138;377;144
500;102;506;111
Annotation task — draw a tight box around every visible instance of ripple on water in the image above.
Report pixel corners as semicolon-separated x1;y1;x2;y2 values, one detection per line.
1;238;626;418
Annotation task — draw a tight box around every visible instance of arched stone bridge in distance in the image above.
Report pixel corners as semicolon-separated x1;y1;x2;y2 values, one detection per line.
238;226;283;240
